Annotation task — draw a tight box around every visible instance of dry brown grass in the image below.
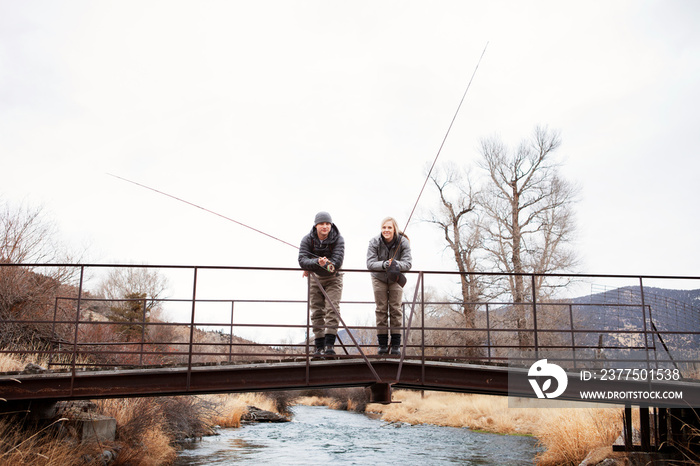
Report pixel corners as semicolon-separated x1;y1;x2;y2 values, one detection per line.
1;357;175;461
533;407;624;466
0;347;94;374
294;388;368;413
366;390;541;435
98;398;177;465
0;416;106;465
0;352;24;372
297;395;366;413
0;351;50;373
296;395;342;409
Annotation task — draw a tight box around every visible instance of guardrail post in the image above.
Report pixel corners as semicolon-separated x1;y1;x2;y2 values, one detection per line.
485;303;491;361
186;267;198;391
402;302;406;348
397;272;423;383
49;297;60;368
640;406;651;451
228;301;235;364
140;297;147;366
623;404;633;450
639;277;651;372
531;274;539;358
568;304;577;369
421;271;425;385
305;274;311;385
69;265;85;397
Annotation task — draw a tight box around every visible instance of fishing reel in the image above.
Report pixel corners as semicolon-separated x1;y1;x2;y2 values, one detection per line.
317;256;335;273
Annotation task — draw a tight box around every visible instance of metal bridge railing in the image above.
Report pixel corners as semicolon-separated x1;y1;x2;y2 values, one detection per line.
1;263;699;382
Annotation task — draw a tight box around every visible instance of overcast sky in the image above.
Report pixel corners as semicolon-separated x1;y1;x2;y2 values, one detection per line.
2;1;699;338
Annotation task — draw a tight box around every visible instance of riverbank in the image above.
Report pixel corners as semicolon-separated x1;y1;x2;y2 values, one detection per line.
2;382;696;465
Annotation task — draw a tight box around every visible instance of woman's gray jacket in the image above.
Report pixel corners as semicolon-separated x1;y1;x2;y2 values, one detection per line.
366;235;412;282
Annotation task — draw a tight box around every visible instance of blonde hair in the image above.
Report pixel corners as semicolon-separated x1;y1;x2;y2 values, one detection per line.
381;217;409;241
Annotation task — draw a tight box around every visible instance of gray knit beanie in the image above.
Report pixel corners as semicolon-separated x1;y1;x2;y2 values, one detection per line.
314;211;333;225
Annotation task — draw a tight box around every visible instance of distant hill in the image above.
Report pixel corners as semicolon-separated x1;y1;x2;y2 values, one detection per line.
569;285;700;333
564;286;700;367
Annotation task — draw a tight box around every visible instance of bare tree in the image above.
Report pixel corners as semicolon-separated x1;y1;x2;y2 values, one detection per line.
0;199;81;267
426;127;579;349
97;267;169;319
425;163;487;328
0;199;81;346
479;126;579;347
479;126;579;301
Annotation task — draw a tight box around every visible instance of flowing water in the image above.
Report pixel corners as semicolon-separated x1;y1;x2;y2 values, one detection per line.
174;405;541;465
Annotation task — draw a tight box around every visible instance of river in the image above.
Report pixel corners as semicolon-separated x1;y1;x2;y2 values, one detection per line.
174;405;541;465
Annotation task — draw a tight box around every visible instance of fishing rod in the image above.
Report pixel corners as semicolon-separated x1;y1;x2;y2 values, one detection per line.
402;42;488;239
388;42;489;276
106;173;336;272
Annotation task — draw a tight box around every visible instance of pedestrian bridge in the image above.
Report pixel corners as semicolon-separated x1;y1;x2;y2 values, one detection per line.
1;263;699;452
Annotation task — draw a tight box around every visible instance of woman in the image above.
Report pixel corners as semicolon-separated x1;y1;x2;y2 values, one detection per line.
366;217;412;355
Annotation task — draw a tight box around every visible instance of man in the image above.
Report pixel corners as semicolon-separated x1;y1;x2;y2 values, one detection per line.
298;211;345;356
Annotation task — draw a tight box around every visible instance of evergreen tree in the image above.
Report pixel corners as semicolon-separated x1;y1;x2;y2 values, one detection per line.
108;291;148;341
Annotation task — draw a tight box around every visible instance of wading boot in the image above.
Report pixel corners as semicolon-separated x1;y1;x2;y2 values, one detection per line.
389;334;401;356
312;337;325;357
324;334;337;357
377;334;389;356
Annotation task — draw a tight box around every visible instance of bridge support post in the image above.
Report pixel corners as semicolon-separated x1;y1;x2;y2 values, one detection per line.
368;383;393;404
657;408;668;449
640;406;651;451
620;405;655;452
623;405;633;451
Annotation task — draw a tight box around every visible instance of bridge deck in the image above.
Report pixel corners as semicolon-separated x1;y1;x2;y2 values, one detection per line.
2;358;699;408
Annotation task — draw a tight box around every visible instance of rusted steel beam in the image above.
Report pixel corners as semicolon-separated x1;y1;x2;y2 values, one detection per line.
393;361;512;396
0;360;500;401
0;360;393;401
1;360;699;408
368;383;393;404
